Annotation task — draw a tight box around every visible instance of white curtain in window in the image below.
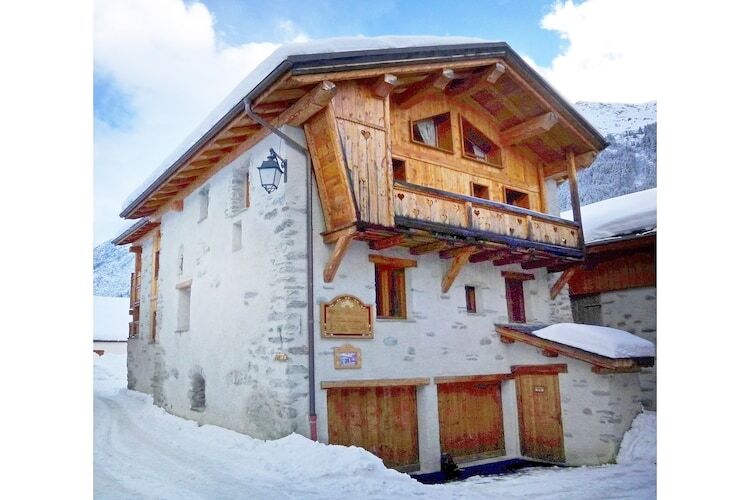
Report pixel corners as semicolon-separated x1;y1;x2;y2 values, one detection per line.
416;118;437;147
471;142;487;160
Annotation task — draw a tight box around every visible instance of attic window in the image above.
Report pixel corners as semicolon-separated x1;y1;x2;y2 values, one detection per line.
504;188;530;209
411;112;453;152
460;117;502;167
465;286;477;313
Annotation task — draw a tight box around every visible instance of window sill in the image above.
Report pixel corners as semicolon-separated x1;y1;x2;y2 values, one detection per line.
461;152;502;169
175;329;189;334
410;139;454;155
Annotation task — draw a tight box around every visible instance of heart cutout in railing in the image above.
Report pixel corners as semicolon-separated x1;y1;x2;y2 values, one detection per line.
397;193;405;200
474;209;480;216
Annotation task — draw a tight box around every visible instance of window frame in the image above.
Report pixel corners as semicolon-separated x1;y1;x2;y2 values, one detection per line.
465;285;477;314
369;255;417;320
459;115;503;168
504;278;527;323
410;112;454;153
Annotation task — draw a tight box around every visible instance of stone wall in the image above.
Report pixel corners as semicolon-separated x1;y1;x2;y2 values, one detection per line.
127;127;311;439
600;286;657;410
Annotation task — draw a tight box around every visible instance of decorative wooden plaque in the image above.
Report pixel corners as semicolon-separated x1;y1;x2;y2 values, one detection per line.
334;344;362;369
321;295;373;338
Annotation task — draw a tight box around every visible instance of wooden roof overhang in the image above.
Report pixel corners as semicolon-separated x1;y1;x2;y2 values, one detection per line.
112;218;161;246
496;324;654;374
120;42;607;221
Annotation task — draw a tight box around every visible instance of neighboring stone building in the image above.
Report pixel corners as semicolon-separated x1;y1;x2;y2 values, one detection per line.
562;188;657;410
113;37;654;475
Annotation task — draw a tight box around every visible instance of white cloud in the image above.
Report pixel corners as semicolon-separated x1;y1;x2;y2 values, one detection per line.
532;0;658;104
93;0;306;243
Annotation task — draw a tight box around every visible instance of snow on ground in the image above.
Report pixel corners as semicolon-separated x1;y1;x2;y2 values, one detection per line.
94;296;131;341
95;354;655;499
533;323;655;358
562;188;656;243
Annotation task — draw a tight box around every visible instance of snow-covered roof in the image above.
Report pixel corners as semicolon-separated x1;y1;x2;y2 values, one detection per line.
562;188;656;243
533;323;655;358
121;36;488;212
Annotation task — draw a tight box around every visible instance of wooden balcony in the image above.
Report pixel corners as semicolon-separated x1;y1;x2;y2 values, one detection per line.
391;181;583;258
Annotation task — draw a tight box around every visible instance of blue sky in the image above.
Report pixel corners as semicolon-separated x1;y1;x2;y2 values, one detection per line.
93;0;657;244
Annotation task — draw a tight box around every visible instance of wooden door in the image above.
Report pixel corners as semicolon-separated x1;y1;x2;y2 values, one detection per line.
326;386;419;468
515;373;565;462
437;382;505;461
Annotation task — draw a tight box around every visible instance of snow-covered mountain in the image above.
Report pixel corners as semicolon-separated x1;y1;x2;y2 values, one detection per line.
94;240;133;297
93;102;656;297
559;101;656;210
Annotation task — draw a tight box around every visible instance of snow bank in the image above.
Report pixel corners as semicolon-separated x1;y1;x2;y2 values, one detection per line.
123;35;488;211
533;323;655;358
617;411;656;464
562;188;656;242
93;296;130;341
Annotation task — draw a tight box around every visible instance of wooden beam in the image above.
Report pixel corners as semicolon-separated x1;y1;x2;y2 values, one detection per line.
521;258;563;270
497;112;559;146
439;245;479;259
434;373;513;384
368;254;418;268
492;254;528;266
214;135;247;146
321;377;430;389
591;366;642;374
394;68;455;109
446;63;506;99
501;271;535;281
441;247;473;293
371;74;398;98
409;240;448;256
541;349;559;358
550;266;578;299
323;230;356;283
469;249;511;263
171;200;183;212
566;149;583;231
510;364;568;375
499;327;639;370
283;80;337;126
288;58;501;86
543;151;597;180
501;62;599;151
369;234;404;250
251;101;293;115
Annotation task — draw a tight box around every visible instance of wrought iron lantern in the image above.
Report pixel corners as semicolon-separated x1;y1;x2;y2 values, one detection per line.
257;148;287;193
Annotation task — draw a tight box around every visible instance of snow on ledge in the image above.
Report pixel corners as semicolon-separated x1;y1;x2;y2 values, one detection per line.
533;323;655;359
562;188;656;243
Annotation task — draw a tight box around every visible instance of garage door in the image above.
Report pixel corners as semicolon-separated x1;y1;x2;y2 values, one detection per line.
437;381;505;461
326;385;419;469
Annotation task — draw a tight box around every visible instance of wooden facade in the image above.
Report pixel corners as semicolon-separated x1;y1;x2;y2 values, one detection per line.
567;234;656;297
119;46;607;287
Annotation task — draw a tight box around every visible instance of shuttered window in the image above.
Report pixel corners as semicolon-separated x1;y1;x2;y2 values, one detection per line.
375;265;407;319
505;278;526;323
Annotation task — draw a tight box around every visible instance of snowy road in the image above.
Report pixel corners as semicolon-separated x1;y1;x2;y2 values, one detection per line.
94;354;655;499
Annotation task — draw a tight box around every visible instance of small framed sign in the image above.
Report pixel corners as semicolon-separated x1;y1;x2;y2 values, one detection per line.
321;295;373;338
334;344;362;369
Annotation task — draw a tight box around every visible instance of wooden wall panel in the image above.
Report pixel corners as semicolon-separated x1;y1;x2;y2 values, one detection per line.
304;106;358;231
437;381;505;460
569;250;656;296
326;386;419;468
332;81;394;226
389;92;542;210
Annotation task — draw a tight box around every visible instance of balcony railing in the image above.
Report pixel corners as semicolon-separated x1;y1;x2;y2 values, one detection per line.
392;180;582;256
